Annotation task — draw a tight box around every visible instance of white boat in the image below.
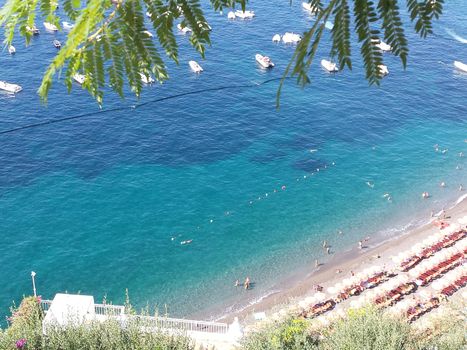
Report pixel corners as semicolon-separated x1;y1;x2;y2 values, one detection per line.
177;23;192;34
378;64;389;76
372;39;392;52
0;81;22;93
62;21;74;30
146;11;152;18
227;11;236;19
73;74;85;84
234;10;255;19
255;54;274;68
302;2;318;14
454;60;467;73
282;32;301;44
8;45;16;55
325;21;334;30
272;34;281;42
321;59;338;72
143;30;153;37
198;21;212;31
189;60;203;73
43;22;58;31
139;72;155;84
26;25;40;35
53;39;61;48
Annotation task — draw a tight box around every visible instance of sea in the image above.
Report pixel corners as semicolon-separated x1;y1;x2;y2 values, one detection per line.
0;0;466;321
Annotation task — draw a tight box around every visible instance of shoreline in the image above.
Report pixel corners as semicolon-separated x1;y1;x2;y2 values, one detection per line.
214;193;467;325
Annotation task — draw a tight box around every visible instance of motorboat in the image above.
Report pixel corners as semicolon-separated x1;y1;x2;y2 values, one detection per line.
62;21;74;30
53;39;61;48
143;30;153;37
177;23;192;34
146;11;152;18
189;60;203;73
227;11;236;19
372;39;392;52
8;45;16;55
139;72;155;84
378;64;389;76
255;54;274;68
454;60;467;73
73;74;85;84
325;21;334;30
198;21;212;31
26;25;40;35
0;81;22;93
44;22;58;31
272;34;281;42
321;59;338;72
234;10;255;19
302;2;318;14
282;32;301;44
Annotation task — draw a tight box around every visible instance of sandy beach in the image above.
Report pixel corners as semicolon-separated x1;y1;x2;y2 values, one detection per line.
218;195;467;327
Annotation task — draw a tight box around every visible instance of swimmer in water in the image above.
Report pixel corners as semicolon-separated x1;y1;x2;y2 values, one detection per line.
459;152;464;157
326;247;331;255
244;277;250;290
440;181;446;188
442;149;448;154
460;184;464;191
323;240;328;248
366;181;375;188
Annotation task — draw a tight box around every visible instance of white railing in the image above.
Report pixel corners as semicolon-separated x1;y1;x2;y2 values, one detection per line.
40;299;228;334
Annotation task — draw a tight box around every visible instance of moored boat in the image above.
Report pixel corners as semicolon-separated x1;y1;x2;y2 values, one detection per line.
255;54;274;68
372;39;392;52
321;59;338;72
53;39;61;48
454;60;467;73
62;21;74;30
302;2;318;14
44;22;58;31
139;72;155;84
0;81;22;93
189;60;203;73
282;32;301;44
8;45;16;55
177;23;192;34
73;74;85;84
272;34;281;42
26;25;40;35
378;64;389;76
227;11;236;19
143;30;153;37
234;10;255;19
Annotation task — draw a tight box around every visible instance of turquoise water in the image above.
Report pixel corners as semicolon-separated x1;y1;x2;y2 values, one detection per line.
0;1;466;319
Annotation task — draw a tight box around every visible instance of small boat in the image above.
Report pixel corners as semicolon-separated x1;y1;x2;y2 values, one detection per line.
44;22;58;31
272;34;281;42
8;45;16;55
73;74;85;84
189;60;203;73
234;10;255;19
198;21;212;31
255;54;274;68
302;2;318;14
0;81;22;93
62;21;74;30
26;25;40;35
454;60;467;73
325;21;334;30
139;72;155;84
177;23;192;34
181;239;193;245
321;59;338;72
146;11;152;18
53;39;61;48
227;11;236;19
372;39;392;52
378;64;389;76
143;30;153;37
282;32;301;43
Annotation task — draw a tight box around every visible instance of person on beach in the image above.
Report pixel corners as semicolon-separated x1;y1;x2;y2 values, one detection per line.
235;280;240;287
315;259;319;268
358;241;363;249
459;184;464;191
350;270;355;276
326;247;331;255
244;277;250;290
422;191;430;199
336;269;342;274
323;240;327;248
337;230;343;235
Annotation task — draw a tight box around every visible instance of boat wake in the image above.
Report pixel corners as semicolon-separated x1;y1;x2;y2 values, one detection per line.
445;28;467;44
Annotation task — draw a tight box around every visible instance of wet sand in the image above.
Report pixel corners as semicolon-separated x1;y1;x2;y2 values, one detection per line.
218;196;467;327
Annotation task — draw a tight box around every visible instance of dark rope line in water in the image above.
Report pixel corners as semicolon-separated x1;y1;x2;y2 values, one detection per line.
0;77;290;136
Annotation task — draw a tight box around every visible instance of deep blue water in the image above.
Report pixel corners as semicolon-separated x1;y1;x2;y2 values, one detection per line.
0;1;466;319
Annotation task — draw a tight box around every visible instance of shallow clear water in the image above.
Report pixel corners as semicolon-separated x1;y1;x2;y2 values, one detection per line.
0;0;466;319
